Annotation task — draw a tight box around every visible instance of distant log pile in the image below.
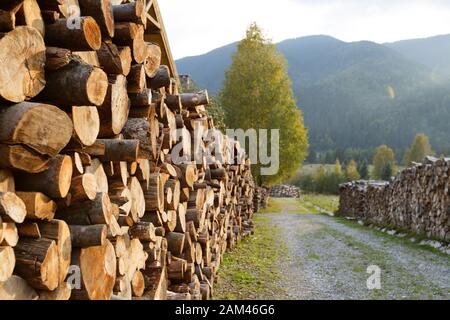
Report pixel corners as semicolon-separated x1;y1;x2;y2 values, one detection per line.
270;185;301;198
253;187;269;211
339;156;450;242
0;0;257;300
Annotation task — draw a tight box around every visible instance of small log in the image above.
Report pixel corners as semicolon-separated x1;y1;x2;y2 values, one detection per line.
112;0;146;26
129;89;152;108
98;74;130;137
68;173;97;203
147;65;170;90
56;193;113;226
166;232;185;256
40;61;109;107
71;106;100;147
1;222;18;246
45;17;101;51
0;192;26;223
69;225;107;248
144;43;161;77
0;169;14;193
131;270;145;297
78;0;114;38
0;246;15;282
15;155;73;199
180;90;210;108
127;64;146;93
95;139;140;162
129;222;156;242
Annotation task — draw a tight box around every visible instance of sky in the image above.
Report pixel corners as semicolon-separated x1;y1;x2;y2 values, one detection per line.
158;0;450;60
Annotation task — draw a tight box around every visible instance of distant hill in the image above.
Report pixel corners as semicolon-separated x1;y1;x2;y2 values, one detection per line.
386;34;450;79
176;35;450;153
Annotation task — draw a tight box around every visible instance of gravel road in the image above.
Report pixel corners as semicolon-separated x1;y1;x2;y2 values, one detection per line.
269;211;450;300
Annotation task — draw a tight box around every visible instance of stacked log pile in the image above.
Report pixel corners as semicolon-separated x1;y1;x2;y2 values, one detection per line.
0;0;256;300
338;157;450;242
253;187;269;211
270;185;301;198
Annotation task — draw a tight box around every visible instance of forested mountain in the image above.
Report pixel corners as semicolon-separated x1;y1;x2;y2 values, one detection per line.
176;35;450;155
386;34;450;79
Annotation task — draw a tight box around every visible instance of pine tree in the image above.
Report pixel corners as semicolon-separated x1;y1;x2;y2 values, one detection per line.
220;23;308;185
357;160;369;180
346;160;360;181
372;145;397;180
381;163;393;181
405;133;434;165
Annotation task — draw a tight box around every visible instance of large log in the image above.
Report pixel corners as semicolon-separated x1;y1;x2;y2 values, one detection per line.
45;16;101;50
0;26;46;102
14;238;59;290
40;61;109;107
78;0;114;38
15;155;73;199
71;240;116;300
0;102;73;157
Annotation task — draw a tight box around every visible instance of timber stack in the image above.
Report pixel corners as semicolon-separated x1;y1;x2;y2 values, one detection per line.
270;185;301;198
0;0;256;300
338;156;450;242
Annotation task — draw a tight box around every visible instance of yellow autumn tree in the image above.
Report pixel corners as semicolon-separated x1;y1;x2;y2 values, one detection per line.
220;23;308;185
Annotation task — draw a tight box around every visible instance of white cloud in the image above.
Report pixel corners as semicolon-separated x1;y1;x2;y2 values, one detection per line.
158;0;450;59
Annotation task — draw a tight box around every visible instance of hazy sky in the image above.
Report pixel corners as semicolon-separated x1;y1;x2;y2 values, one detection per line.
158;0;450;59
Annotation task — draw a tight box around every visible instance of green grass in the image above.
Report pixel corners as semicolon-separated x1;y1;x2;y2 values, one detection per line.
214;214;289;300
301;194;340;213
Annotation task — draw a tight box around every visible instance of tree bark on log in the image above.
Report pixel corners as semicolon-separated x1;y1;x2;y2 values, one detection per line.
78;0;114;38
0;144;50;173
15;155;73;199
45;17;101;51
14;238;59;291
69;224;107;247
37;219;72;284
40;61;109;107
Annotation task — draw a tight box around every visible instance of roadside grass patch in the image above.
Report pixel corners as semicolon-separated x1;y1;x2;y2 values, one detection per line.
214;214;289;300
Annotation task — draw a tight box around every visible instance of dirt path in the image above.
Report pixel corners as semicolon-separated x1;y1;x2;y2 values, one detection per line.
267;206;450;300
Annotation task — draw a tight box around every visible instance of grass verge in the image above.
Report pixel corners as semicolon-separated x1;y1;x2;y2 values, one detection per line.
214;214;288;300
